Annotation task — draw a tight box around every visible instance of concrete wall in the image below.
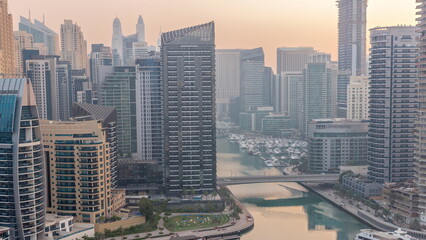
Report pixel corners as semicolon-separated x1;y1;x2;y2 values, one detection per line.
95;216;146;233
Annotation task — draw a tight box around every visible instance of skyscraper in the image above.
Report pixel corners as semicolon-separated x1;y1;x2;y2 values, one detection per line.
240;48;265;112
0;0;15;77
337;0;368;117
368;26;419;183
416;0;426;224
135;56;163;162
112;18;124;65
303;62;338;134
0;78;45;240
215;49;243;120
60;20;88;71
19;16;60;56
99;66;137;155
162;22;216;195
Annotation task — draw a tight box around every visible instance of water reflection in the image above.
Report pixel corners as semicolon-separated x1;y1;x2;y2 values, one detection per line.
217;138;368;240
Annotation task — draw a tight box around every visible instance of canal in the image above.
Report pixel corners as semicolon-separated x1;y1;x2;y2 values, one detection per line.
216;137;369;240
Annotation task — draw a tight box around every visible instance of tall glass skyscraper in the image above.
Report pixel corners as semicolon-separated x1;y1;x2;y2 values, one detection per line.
0;78;45;240
162;22;216;195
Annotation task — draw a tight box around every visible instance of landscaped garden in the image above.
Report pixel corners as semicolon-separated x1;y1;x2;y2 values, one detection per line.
164;214;230;232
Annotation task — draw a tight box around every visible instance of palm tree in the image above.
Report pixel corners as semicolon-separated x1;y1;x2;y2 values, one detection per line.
204;191;209;201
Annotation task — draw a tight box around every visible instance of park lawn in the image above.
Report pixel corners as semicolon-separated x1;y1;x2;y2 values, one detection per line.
164;214;230;232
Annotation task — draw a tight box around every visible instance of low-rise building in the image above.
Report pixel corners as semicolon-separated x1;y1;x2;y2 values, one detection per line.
382;183;420;225
342;174;382;198
308;119;368;173
44;214;95;240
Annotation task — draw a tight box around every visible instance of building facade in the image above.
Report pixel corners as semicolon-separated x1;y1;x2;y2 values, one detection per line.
303;62;338;134
99;66;137;156
416;0;426;222
41;120;113;223
308;119;368;173
0;0;15;77
347;76;369;120
90;44;113;85
71;102;118;189
14;31;34;75
368;26;419;183
276;47;330;75
135;57;163;162
240;48;266;112
0;78;45;240
162;22;216;194
337;0;368;117
60;20;88;71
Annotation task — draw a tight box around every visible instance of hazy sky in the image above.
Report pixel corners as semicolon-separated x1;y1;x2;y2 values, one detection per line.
9;0;416;71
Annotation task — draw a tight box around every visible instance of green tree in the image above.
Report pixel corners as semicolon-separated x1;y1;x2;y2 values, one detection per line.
394;213;404;224
138;198;154;220
94;232;105;240
212;191;218;201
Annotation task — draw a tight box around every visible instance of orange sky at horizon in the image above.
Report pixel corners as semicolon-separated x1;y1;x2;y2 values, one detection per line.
9;0;417;72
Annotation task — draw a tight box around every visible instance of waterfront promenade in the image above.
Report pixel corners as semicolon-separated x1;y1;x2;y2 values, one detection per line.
104;189;254;240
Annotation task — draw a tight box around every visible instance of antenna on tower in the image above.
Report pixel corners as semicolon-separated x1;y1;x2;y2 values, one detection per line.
43;14;45;24
28;9;31;21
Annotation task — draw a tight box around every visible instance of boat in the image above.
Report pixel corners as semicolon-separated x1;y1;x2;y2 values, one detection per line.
264;160;275;167
353;229;415;240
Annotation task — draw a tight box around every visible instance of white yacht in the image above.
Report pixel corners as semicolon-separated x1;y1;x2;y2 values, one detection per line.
354;229;415;240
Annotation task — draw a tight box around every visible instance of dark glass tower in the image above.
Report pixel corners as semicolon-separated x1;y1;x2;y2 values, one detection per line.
162;22;216;195
0;78;45;240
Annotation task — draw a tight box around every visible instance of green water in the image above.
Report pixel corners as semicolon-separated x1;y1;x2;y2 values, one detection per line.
217;138;369;240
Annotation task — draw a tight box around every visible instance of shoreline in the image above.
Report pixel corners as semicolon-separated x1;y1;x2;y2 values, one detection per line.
300;182;426;240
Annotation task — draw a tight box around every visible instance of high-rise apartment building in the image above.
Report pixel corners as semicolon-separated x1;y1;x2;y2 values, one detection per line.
135;57;163;162
90;44;113;85
347;76;369;120
99;66;137;155
71;103;118;189
0;78;45;240
41;119;113;223
281;73;304;129
368;26;419;183
303;62;338;134
415;0;426;220
162;22;216;194
337;0;368;117
0;0;15;77
19;16;60;56
60;20;88;71
14;31;34;75
240;48;266;112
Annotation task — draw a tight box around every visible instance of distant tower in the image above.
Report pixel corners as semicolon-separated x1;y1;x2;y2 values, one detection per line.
60;20;88;71
112;17;124;65
136;15;145;42
336;0;368;117
0;0;16;76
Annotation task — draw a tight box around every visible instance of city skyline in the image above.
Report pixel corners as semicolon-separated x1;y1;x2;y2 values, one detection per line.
9;0;416;71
